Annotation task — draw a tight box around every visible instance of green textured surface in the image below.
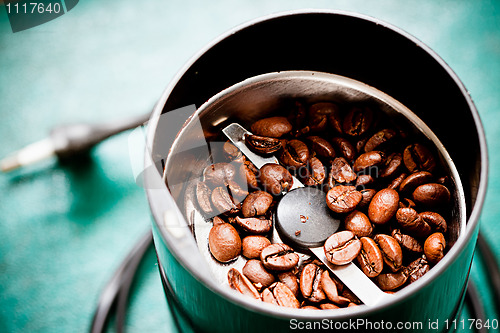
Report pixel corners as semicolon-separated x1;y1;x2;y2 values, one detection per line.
0;0;498;332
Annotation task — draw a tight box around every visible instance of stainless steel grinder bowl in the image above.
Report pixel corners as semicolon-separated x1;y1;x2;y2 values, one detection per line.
144;10;487;333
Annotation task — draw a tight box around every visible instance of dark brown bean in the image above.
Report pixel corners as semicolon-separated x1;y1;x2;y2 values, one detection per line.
329;157;357;184
320;303;340;310
196;182;213;214
324;231;362;265
267;282;300;308
277;271;299;297
228;268;260;299
251;116;292;138
353;151;384;172
242;191;273;217
242;236;271;259
299;263;326;303
204;163;236;186
344;210;373;237
235;216;272;234
391;229;423;253
364;129;397;152
403;143;436;173
242;260;275;288
419;211;448;233
301;305;319;310
326;185;362;214
239;160;259;190
413;183;451;207
376;270;409;291
211;186;239;215
355;174;374;188
341;288;361;304
279;140;310;169
320;270;350;305
388;172;407;190
399;198;416;209
260;243;299;271
358;189;376;210
356;137;369;153
209;224;241;262
343;106;373;137
424;232;446;264
368;189;399;225
399;171;433;193
226;180;249;203
407;256;430;283
306;136;336;159
224;141;243;162
302;157;326;186
309;102;339;132
212;216;225;226
327;104;344;134
245;135;283;154
357;237;384;277
374;234;403;272
331;137;356;161
259;163;294;195
379;153;402;178
396;207;432;237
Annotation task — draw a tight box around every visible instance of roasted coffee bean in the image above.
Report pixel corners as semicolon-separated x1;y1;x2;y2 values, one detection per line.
329;157;357;184
302;157;326;186
388;172;407;190
399;171;433;193
309;102;339;132
277;271;299;297
424;232;446;264
307;136;336;159
419;211;447;233
261;288;278;305
226;180;249;203
280;139;310;169
374;234;403;272
301;305;319;310
358;189;376;210
211;186;239;215
331;137;356;161
204;163;236;186
413;183;451;207
245;134;283;155
242;236;271;259
368;189;399;225
299;263;326;303
379;153;402;178
353;151;384;172
235;216;272;234
228;268;260;299
324;231;362;265
396;207;432;237
320;303;340;310
399;198;416;209
341;288;361;304
328;105;344;134
212;216;225;226
391;229;423;253
343;106;373;137
196;182;213;214
364;129;397;152
267;282;300;308
348;303;359;307
288;101;307;128
344;210;373;237
239;160;259;189
259;163;294;195
407;256;430;283
261;243;299;271
356;137;369;153
242;191;273;217
223;141;244;162
403;143;436;173
209;223;241;262
355;174;374;188
376;269;409;291
357;237;384;277
242;260;275;288
326;185;362;214
320;270;351;305
251;116;292;138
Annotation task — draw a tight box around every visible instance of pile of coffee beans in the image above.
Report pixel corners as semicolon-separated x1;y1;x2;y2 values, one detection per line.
196;101;452;309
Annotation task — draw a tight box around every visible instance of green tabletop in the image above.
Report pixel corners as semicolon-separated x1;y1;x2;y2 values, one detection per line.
0;1;498;332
